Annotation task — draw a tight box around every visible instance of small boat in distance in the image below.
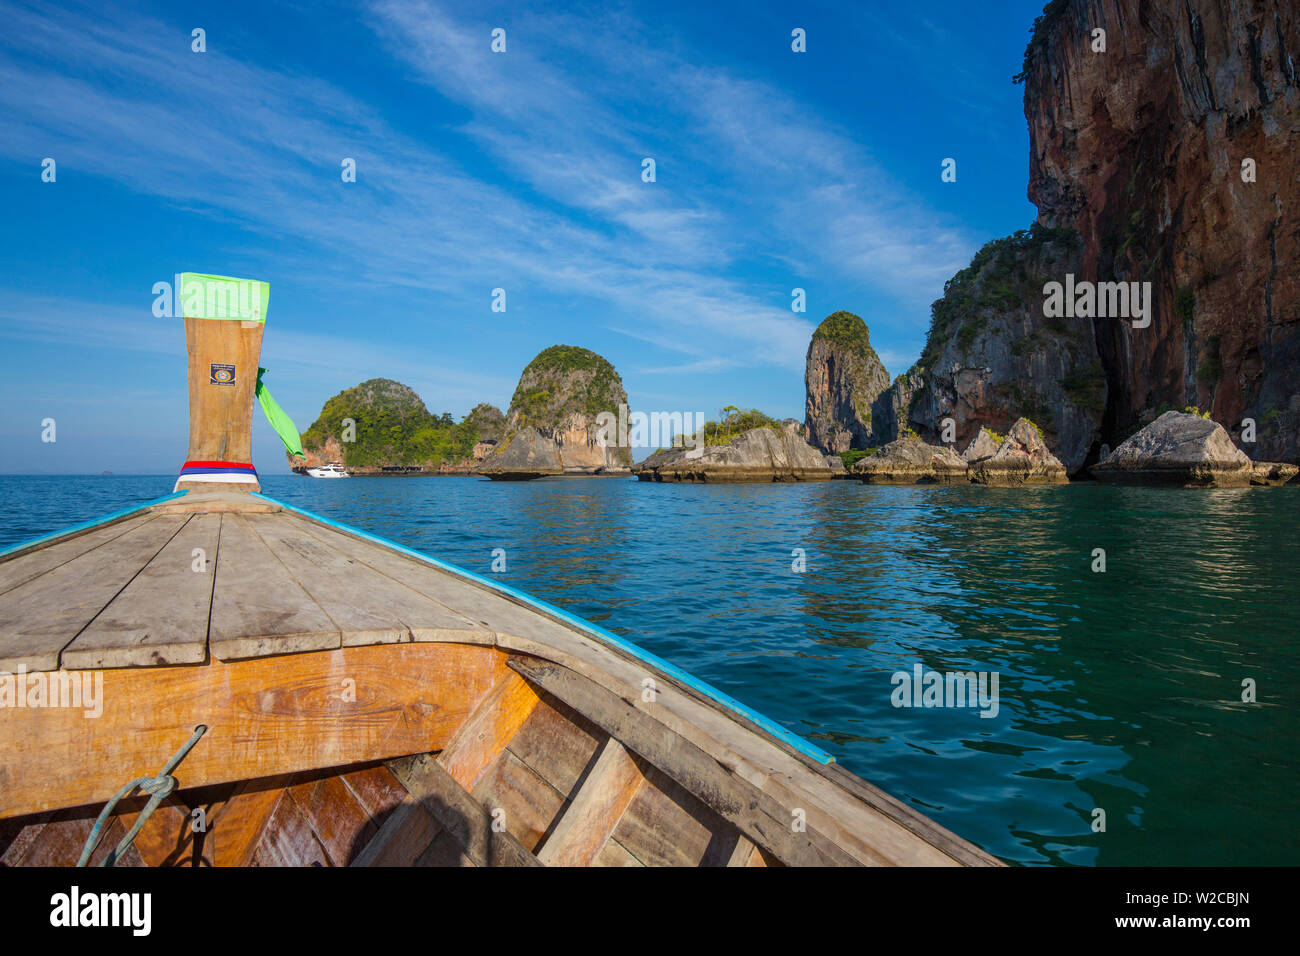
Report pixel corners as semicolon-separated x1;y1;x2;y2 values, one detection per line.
306;461;349;478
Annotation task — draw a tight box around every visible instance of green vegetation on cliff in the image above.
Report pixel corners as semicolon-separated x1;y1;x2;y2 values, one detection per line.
837;448;878;468
508;345;627;430
1012;0;1071;84
703;407;783;446
920;223;1080;372
299;378;489;467
463;402;506;442
811;310;880;361
806;310;890;444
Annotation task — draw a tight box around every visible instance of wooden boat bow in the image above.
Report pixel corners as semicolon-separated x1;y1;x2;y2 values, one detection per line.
0;489;1000;867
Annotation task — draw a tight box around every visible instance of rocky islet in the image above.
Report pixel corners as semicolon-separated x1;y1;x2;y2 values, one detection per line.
1090;410;1254;487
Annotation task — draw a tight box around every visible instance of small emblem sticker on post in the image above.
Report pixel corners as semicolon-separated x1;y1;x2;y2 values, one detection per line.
210;363;236;386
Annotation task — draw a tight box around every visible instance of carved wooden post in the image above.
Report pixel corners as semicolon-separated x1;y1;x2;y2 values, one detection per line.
174;273;270;493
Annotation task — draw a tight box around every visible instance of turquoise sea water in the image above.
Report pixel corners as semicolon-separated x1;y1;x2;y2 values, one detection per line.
3;474;1297;866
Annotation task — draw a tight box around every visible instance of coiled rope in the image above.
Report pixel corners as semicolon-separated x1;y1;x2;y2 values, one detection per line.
76;724;208;867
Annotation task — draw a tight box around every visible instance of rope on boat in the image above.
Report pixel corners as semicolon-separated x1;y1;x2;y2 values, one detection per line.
76;724;208;867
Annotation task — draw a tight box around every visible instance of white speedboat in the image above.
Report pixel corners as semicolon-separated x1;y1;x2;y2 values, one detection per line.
306;461;349;478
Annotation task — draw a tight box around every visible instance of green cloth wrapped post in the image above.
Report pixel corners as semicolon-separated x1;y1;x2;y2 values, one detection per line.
178;273;270;323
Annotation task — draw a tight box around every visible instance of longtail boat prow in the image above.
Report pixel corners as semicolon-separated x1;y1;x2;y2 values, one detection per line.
0;275;999;868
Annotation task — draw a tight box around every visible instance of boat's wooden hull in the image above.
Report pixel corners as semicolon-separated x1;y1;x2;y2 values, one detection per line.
0;492;1001;867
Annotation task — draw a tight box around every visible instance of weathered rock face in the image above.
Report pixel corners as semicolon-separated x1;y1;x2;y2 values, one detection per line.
873;369;924;447
851;436;969;484
969;418;1069;485
634;428;832;482
906;226;1104;474
1251;461;1299;485
501;345;633;475
297;436;347;471
962;428;1004;463
804;311;892;451
476;427;563;480
1090;410;1253;485
1021;0;1300;461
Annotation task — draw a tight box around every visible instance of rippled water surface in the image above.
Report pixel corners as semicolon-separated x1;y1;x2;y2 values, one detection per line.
4;474;1297;866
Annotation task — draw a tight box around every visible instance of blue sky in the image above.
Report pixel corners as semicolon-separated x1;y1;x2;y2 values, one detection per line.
0;0;1044;474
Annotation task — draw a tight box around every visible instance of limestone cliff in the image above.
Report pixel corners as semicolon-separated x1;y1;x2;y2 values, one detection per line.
495;345;633;474
906;225;1103;472
804;311;891;451
1021;0;1299;460
872;369;923;448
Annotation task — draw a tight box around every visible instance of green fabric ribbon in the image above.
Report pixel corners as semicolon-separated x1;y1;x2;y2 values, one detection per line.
256;368;304;458
178;272;269;323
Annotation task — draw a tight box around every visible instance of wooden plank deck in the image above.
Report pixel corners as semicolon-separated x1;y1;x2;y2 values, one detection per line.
0;494;517;673
0;514;188;671
0;490;1003;866
63;513;221;669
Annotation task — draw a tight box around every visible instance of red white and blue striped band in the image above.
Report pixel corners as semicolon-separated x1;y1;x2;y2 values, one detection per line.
176;460;259;485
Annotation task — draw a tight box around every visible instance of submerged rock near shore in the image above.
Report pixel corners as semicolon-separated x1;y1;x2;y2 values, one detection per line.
804;311;891;452
1090;411;1253;486
1251;461;1299;486
969;418;1068;486
851;435;968;484
634;427;832;482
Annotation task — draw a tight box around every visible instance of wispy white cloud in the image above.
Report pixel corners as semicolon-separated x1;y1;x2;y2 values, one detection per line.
633;357;739;376
367;0;977;307
0;0;976;395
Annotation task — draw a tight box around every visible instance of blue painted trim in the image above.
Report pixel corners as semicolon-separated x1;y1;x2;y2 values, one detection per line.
253;492;834;764
0;490;190;560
